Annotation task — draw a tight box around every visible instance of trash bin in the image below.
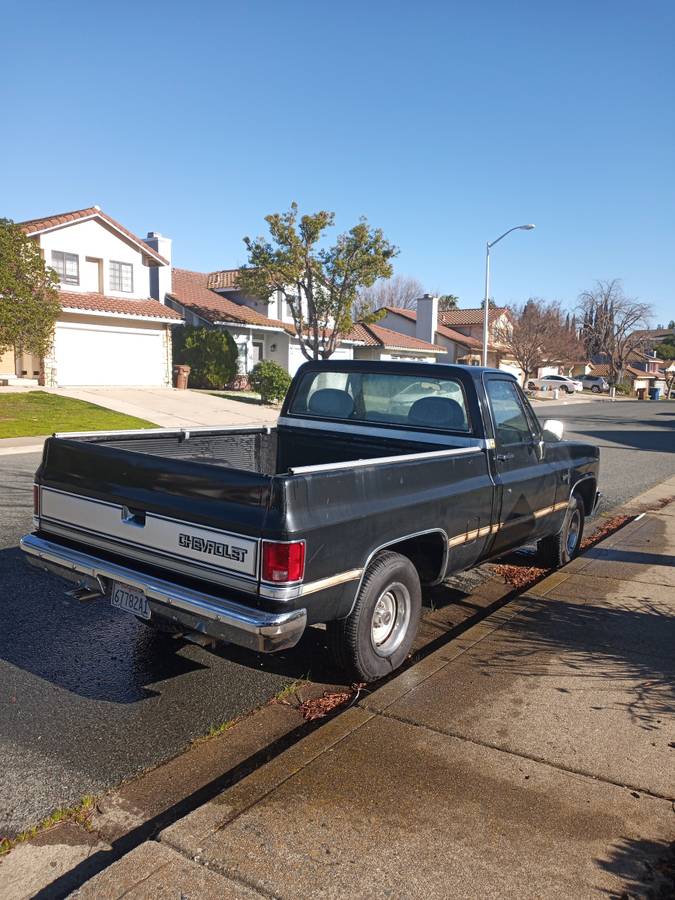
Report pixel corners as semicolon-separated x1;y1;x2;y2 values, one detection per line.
636;388;646;401
649;387;661;401
173;364;191;390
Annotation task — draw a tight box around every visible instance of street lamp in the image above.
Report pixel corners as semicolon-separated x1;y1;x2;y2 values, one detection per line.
482;224;535;366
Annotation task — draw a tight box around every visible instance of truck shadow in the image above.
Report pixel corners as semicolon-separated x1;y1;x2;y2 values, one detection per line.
0;543;488;699
0;546;208;703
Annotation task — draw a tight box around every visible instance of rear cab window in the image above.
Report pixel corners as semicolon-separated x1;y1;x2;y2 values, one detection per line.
288;370;472;433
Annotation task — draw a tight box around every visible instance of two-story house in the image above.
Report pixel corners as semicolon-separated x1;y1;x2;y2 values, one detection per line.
1;206;182;386
378;297;522;371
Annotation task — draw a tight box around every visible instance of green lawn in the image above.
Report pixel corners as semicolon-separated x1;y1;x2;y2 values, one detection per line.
0;391;157;438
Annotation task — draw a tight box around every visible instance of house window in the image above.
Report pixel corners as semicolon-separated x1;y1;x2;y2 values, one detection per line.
51;251;79;285
110;260;133;292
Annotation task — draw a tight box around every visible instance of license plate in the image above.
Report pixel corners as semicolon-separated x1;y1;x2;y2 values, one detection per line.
111;581;150;620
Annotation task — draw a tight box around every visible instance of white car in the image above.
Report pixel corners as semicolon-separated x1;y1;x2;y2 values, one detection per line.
527;374;583;394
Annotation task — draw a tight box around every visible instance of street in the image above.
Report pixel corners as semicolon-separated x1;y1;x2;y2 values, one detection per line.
1;400;673;839
537;398;674;513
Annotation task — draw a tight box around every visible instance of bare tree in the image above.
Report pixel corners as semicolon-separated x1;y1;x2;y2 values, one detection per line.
355;274;425;317
494;299;583;386
578;280;652;384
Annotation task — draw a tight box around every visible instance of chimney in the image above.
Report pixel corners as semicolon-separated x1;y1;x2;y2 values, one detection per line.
146;231;172;302
416;294;438;344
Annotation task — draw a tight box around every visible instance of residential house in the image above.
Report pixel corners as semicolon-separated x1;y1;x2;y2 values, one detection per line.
1;206;182;386
590;350;667;395
379;297;522;373
166;269;443;377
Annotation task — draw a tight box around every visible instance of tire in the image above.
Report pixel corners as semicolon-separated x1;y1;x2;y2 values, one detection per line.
326;551;422;682
591;385;600;393
536;495;585;568
565;386;574;394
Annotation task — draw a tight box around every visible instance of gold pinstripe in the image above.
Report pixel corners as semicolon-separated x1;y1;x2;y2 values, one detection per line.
447;500;569;549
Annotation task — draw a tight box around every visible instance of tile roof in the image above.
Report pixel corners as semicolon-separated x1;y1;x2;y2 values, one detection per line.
169;269;288;329
57;290;182;321
207;269;240;290
348;322;445;352
438;306;508;326
590;362;661;380
383;307;484;349
19;206;169;266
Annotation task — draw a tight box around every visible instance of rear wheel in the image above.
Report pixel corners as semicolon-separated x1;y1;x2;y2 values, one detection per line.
537;495;585;568
327;551;421;682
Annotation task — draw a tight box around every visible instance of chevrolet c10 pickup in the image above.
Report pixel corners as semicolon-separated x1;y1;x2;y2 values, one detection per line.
21;360;600;681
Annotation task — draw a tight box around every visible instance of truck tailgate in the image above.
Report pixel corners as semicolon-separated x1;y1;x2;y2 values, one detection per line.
36;437;273;590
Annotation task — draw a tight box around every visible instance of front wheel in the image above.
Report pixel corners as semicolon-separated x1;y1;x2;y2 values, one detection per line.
591;385;600;393
536;495;585;568
326;551;422;682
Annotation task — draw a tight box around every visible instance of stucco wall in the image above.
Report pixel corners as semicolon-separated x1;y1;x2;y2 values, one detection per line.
38;219;155;299
0;347;15;376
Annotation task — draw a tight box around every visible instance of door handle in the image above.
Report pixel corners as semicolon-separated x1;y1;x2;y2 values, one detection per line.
496;452;515;462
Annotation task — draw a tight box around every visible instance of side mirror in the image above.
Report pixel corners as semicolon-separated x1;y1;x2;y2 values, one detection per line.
543;419;564;441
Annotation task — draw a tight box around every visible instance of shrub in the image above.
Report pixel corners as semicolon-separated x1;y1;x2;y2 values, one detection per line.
249;360;291;403
615;381;632;396
172;326;238;389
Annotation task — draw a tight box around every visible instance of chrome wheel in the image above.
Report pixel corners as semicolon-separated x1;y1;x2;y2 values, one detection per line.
370;582;411;657
566;508;582;557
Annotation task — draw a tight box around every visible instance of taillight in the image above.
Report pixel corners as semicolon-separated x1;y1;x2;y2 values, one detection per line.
33;484;40;518
262;541;305;583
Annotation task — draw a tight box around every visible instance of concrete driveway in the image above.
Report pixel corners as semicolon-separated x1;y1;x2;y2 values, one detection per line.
49;387;279;428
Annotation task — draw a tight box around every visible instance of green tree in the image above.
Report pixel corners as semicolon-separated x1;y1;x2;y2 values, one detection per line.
249;360;292;403
0;218;61;375
172;325;238;389
438;294;459;311
655;340;675;360
238;203;398;360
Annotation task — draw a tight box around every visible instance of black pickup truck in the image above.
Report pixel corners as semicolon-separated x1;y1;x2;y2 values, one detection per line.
22;361;599;681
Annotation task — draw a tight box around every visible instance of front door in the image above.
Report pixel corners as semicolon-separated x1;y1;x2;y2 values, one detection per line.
484;375;558;556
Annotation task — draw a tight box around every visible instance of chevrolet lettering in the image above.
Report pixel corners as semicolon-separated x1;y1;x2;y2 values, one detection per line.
22;361;600;682
178;533;249;563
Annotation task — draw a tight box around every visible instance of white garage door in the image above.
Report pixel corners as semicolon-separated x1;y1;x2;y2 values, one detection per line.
54;323;167;386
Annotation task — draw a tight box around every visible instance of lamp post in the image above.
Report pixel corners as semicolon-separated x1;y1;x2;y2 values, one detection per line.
482;224;535;366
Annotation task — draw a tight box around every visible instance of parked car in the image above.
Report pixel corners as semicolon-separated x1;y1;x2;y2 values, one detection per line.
527;374;583;394
22;361;600;682
580;375;610;393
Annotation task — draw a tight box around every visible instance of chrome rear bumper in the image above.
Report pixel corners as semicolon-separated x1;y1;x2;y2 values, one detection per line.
20;533;306;653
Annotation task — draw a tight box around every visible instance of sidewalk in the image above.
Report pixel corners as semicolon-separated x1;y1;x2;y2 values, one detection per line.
73;494;675;899
48;387;279;429
0;388;279;456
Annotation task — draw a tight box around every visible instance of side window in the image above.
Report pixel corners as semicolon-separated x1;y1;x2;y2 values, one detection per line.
52;250;79;285
486;379;532;446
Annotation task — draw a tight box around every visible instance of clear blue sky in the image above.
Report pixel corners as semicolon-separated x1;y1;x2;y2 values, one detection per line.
2;0;673;323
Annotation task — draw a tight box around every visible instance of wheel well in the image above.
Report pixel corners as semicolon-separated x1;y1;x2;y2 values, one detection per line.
573;478;596;515
376;532;447;585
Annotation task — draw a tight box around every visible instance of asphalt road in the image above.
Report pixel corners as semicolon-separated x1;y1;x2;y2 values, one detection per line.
534;397;675;514
1;399;673;837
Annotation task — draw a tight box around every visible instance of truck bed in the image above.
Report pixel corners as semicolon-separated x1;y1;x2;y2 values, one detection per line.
58;423;460;475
